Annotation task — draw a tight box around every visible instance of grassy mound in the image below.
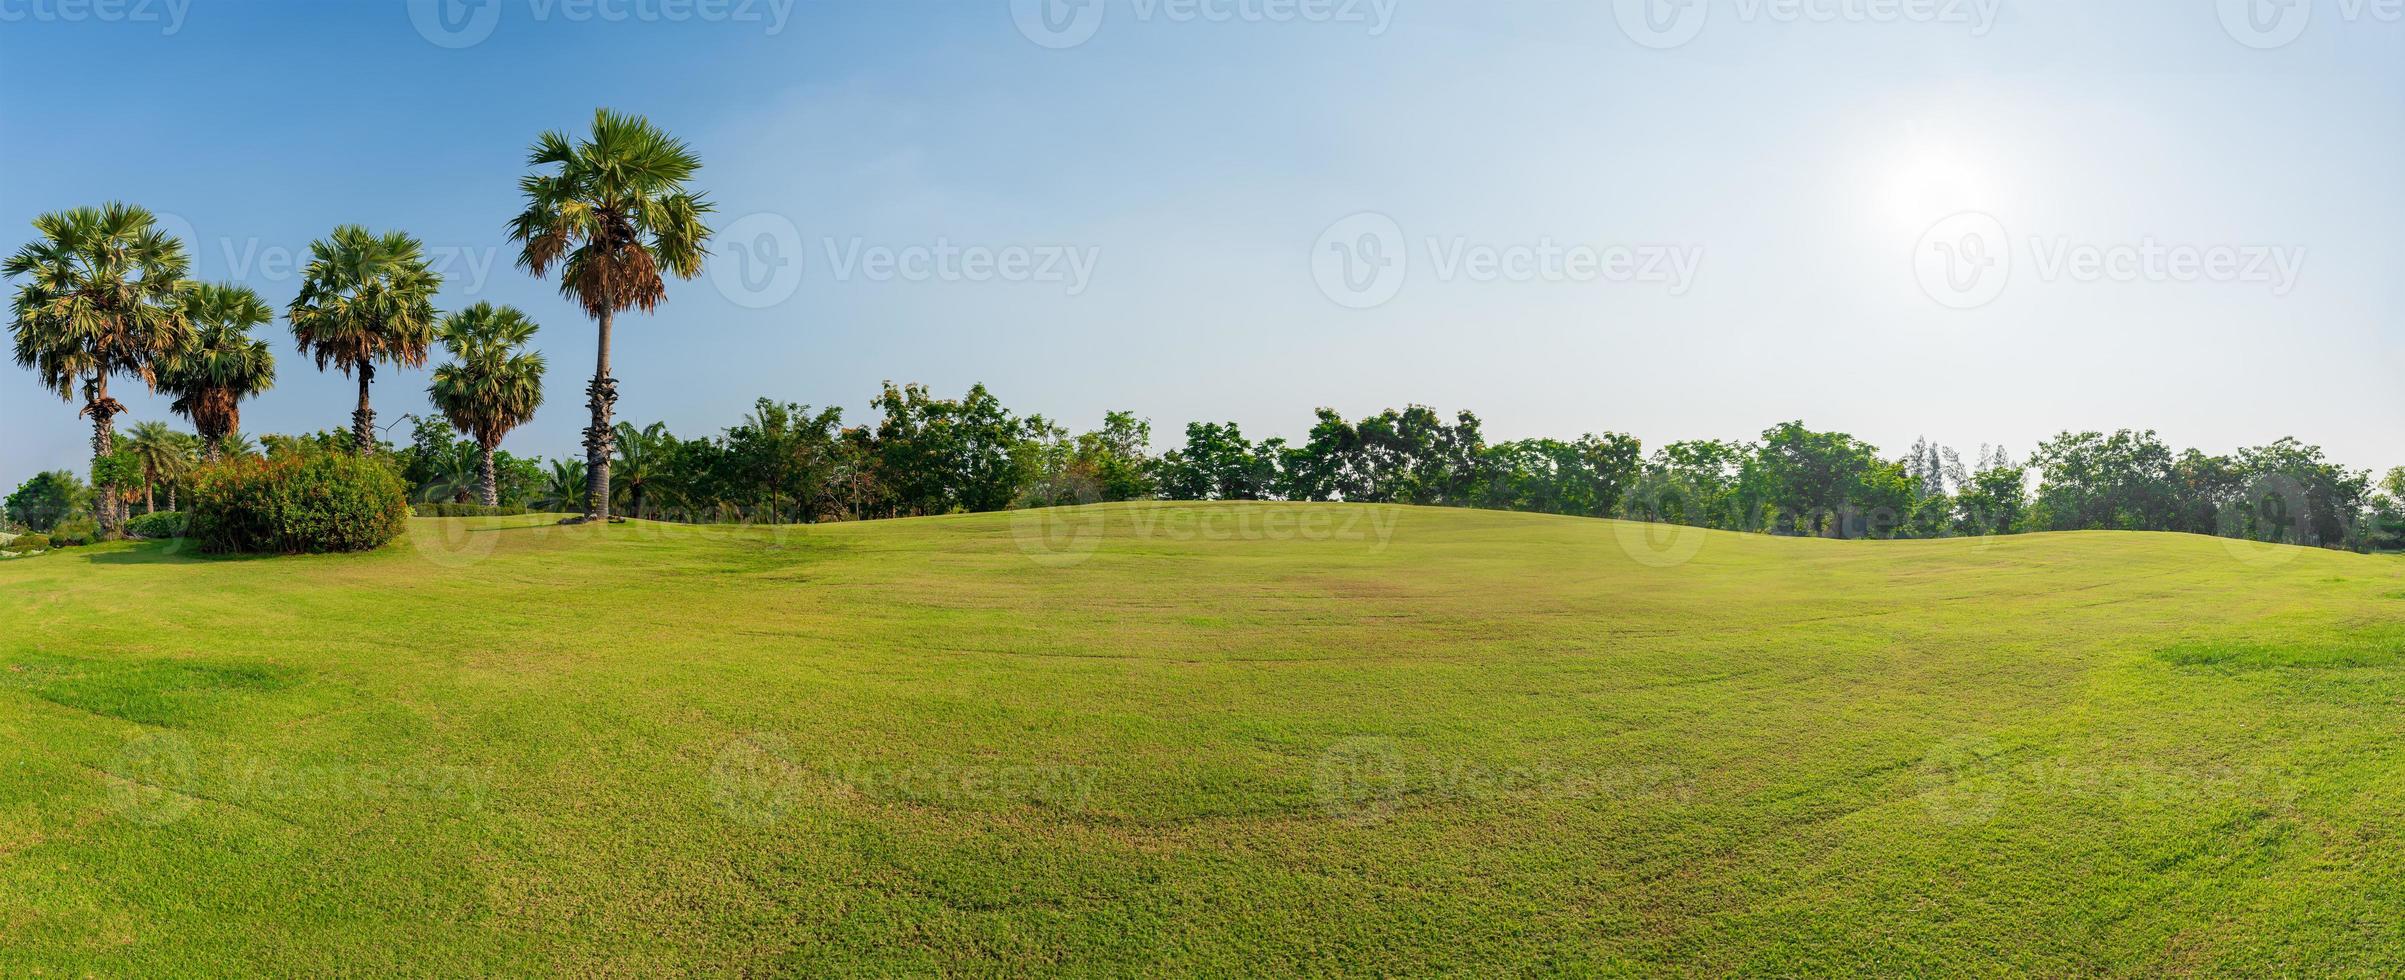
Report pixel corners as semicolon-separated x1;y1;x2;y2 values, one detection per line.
1;503;2400;974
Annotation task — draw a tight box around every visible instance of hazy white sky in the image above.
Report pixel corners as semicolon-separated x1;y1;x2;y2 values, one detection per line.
2;0;2398;485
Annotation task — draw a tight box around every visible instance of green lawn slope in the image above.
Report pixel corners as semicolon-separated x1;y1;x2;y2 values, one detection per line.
2;503;2401;974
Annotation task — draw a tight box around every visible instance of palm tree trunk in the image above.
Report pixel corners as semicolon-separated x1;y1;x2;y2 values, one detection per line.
88;374;120;537
168;483;177;512
352;366;376;454
205;435;222;465
584;308;617;522
145;482;155;515
479;443;500;509
630;484;645;520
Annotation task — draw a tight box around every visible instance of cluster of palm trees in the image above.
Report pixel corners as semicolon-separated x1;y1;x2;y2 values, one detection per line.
5;109;714;534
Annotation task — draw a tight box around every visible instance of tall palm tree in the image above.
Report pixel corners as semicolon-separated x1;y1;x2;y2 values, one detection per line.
288;226;442;453
5;203;194;536
164;282;277;462
428;303;546;508
122;421;194;514
612;420;671;518
508;108;713;523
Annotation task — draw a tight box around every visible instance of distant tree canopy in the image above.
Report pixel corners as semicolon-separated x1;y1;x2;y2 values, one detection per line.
10;381;2400;555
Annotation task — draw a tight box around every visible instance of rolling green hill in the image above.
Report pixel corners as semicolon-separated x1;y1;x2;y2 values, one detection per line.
2;503;2401;974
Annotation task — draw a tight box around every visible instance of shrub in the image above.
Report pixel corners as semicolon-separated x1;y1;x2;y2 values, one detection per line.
189;454;409;554
413;502;531;518
124;511;190;540
6;533;49;553
49;518;99;547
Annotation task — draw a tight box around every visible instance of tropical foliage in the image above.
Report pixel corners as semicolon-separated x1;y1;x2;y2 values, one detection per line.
508;108;713;522
164;282;277;462
5;203;194;535
428;303;545;507
288;226;441;452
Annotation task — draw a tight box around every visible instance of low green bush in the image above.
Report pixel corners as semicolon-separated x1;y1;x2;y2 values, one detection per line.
124;511;189;540
414;502;531;518
189;454;409;555
6;533;49;553
49;518;99;547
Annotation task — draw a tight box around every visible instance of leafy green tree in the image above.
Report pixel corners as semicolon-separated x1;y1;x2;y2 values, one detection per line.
862;382;1047;517
510;109;714;523
288;226;442;452
1752;422;1886;537
1953;462;2029;536
5;471;89;533
1080;412;1157;502
1159;421;1281;501
2228;438;2369;549
2029;430;2180;532
164;283;277;462
6;203;195;535
1483;435;1645;518
429;303;546;508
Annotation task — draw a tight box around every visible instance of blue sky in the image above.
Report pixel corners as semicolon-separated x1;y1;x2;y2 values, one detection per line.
2;0;2399;487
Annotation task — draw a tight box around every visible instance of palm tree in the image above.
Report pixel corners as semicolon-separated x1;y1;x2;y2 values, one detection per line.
428;303;546;508
509;109;713;523
164;282;277;463
218;428;260;461
288;226;442;453
5;203;194;536
122;421;194;514
542;458;588;513
612;421;672;518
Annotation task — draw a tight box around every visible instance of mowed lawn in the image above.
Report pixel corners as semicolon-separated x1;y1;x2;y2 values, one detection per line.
3;503;2403;975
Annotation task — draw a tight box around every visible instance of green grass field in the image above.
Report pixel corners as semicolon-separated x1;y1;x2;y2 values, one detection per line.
3;503;2402;974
